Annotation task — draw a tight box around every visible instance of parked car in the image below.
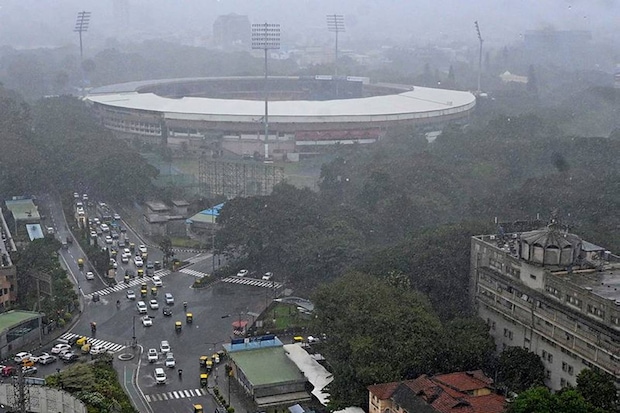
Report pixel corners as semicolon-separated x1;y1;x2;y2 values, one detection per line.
60;352;79;363
22;366;38;376
1;366;15;377
147;348;158;363
14;352;33;363
90;345;106;355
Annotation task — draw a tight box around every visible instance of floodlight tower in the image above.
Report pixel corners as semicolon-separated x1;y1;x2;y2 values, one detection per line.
327;14;345;78
474;21;483;94
252;22;280;160
74;11;91;62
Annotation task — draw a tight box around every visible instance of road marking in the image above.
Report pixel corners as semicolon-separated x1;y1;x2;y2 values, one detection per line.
187;254;212;264
145;388;206;403
59;332;126;353
85;270;171;298
179;268;208;278
221;277;282;289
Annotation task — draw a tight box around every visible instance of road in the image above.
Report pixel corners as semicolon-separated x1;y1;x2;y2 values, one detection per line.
39;193;275;413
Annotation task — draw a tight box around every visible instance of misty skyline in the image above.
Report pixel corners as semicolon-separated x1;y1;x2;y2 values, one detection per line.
0;1;618;52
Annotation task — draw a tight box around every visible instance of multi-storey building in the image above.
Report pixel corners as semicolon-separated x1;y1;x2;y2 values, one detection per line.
470;223;620;390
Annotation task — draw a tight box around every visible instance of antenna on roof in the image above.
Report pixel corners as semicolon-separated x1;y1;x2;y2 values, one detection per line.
474;21;484;94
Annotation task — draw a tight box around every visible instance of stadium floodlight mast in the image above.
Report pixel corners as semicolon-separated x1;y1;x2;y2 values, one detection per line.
74;11;91;62
474;21;483;94
326;14;345;78
252;22;280;160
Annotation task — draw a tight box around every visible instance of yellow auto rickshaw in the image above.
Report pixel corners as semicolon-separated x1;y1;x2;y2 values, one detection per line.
76;336;88;346
200;373;208;387
293;336;304;344
124;275;130;284
137;269;144;277
81;342;91;354
151;287;158;297
193;404;204;413
175;321;182;333
186;313;193;324
199;355;208;368
140;282;147;290
206;357;213;372
21;359;35;368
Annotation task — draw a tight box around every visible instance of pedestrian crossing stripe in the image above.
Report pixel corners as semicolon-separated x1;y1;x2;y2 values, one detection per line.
85;270;171;298
144;388;207;402
59;332;126;353
179;268;209;278
221;277;282;289
187;254;212;264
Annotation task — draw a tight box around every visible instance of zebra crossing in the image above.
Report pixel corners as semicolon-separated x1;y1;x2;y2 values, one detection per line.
144;388;208;402
186;254;212;264
179;268;209;278
222;276;282;289
59;332;126;353
85;269;171;298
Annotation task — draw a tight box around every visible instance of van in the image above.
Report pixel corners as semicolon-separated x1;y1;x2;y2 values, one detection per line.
154;368;166;384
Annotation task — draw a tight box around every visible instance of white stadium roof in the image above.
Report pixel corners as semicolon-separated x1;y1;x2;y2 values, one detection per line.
85;79;476;125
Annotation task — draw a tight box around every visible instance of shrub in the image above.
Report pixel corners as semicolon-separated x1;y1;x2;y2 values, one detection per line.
227;407;235;413
214;388;219;396
58;318;66;327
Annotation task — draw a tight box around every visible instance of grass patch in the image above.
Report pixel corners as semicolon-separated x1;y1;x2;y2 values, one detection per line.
170;237;207;249
257;303;312;332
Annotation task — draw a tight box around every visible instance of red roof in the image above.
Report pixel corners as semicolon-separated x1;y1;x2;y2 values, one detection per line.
434;370;494;392
367;381;400;399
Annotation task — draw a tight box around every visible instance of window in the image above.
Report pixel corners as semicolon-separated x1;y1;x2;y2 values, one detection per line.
542;350;547;359
546;369;551;379
566;295;582;308
562;361;568;372
530;274;537;280
568;365;574;375
561;378;567;388
548;353;553;363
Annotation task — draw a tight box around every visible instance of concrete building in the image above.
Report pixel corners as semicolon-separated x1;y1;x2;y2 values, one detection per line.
4;198;40;236
368;370;505;413
470;223;620;390
0;311;42;358
0;207;17;308
224;335;311;409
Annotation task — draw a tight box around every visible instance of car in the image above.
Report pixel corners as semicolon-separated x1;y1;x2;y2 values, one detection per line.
213;353;220;364
51;344;71;355
164;293;174;305
105;235;113;244
149;299;159;310
262;272;273;281
123;248;131;255
100;223;110;233
22;366;38;376
14;352;33;363
134;257;143;267
90;345;106;355
160;340;170;354
1;366;15;377
152;276;162;287
60;352;79;363
142;315;153;326
136;301;148;314
109;258;117;268
165;352;175;368
139;244;148;254
121;254;129;264
93;217;101;225
90;230;97;239
154;367;166;384
162;307;172;317
37;354;57;365
126;290;136;300
85;271;94;280
146;261;154;269
73;192;79;199
147;348;158;363
113;213;121;220
237;269;249;277
111;230;119;240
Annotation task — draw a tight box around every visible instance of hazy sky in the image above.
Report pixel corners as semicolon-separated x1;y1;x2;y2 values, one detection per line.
0;0;618;49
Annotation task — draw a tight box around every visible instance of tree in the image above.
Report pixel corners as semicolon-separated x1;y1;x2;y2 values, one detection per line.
434;317;496;373
527;64;539;94
576;369;619;412
159;236;174;268
508;386;602;413
497;347;545;394
313;272;443;409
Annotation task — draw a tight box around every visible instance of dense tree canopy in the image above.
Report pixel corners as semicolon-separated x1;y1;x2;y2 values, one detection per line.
497;347;546;394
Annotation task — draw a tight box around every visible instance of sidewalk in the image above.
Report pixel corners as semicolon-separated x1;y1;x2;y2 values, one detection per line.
211;369;256;413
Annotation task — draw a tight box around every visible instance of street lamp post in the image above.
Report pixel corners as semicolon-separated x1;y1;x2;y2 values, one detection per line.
252;22;280;160
74;10;91;95
327;14;345;78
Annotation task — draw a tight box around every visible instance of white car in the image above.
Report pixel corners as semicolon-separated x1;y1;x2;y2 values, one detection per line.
155;367;166;384
109;258;117;268
100;223;110;233
14;352;33;363
237;269;249;277
85;271;94;280
136;301;147;314
90;230;97;239
164;293;174;305
126;290;136;300
123;248;131;255
262;272;273;281
113;213;121;220
141;315;153;326
160;340;170;354
152;276;162;287
147;348;158;363
37;354;57;365
121;254;129;264
51;344;71;355
149;299;159;310
139;244;148;254
165;352;175;368
90;345;106;355
105;235;113;244
134;257;143;267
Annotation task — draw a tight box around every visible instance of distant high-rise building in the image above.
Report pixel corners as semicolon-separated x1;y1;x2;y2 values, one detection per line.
213;14;250;49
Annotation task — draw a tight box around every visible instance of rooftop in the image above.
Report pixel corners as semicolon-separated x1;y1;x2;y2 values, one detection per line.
0;311;40;333
227;345;305;387
26;224;44;241
5;199;40;221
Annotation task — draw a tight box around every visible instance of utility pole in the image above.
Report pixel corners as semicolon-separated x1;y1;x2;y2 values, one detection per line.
74;11;91;95
252;22;280;160
327;14;345;98
474;21;484;94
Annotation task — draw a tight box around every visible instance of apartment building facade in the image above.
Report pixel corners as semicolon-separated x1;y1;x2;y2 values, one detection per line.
470;224;620;390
